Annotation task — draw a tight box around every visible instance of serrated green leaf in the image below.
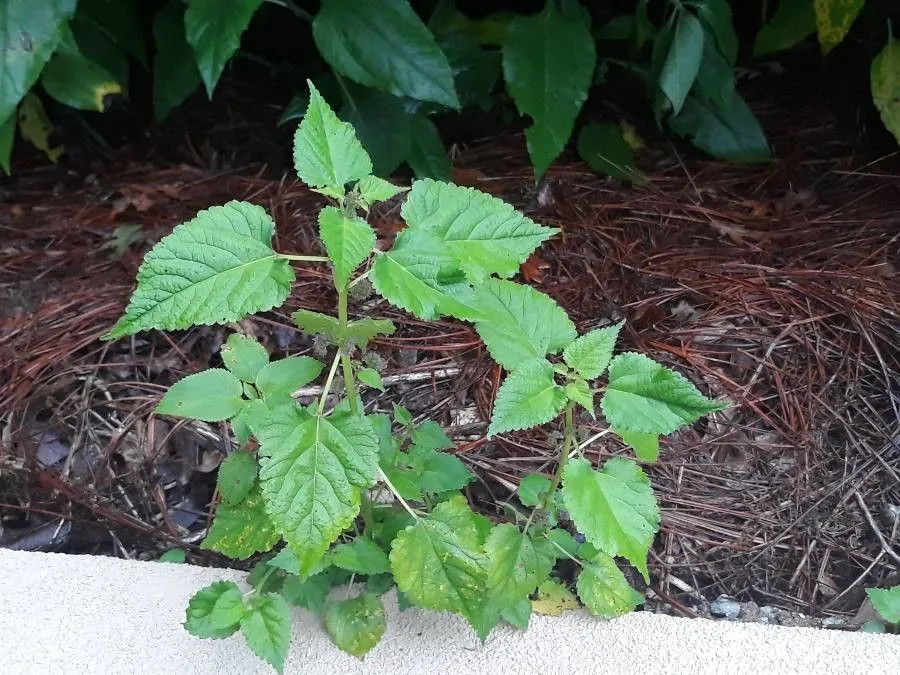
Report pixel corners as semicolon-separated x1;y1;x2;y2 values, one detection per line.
563;321;623;379
357;175;406;206
402;179;557;284
502;0;595;179
324;592;386;659
872;38;900;146
331;537;392;575
531;579;579;616
241;594;291;674
280;570;335;614
231;398;268;446
866;586;900;624
565;379;594;417
184;580;245;639
389;495;488;635
659;12;704;116
357;368;384;392
152;0;202;123
319;206;375;288
407;114;452;181
294;81;372;192
291;309;341;342
517;473;551;507
217;449;258;505
472;279;575;371
392;404;413;427
104;201;293;339
601;352;724;435
255;357;324;399
576;552;643;617
366;573;395;596
408;447;473;494
157;368;245;421
668;91;770;162
222;333;269;383
546;528;579;559
813;0;864;54
501;598;532;629
576;123;644;184
313;0;458;109
202;487;280;559
488;359;566;437
370;229;482;322
184;0;262;97
257;407;379;577
616;428;660;463
346;318;396;348
482;524;554;632
753;0;816;56
410;420;453;452
562;457;659;581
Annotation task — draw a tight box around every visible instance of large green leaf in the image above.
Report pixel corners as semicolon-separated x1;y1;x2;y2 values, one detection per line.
502;0;595;179
693;0;737;65
70;17;129;90
331;537;392;575
184;580;245;639
318;205;375;288
488;359;567;437
217;449;259;505
324;592;386;658
221;333;269;383
866;586;900;624
201;487;280;559
753;0;816;56
563;321;623;380
152;0;202;122
407;114;452;181
616;428;660;463
77;0;147;66
240;595;292;674
401;179;557;283
41;50;122;112
813;0;864;54
294;82;372;192
313;0;458;108
104;201;294;339
871;38;900;146
157;368;245;421
576;552;643;617
0;0;76;125
577;123;645;184
472;279;575;371
257;406;379;577
601;352;725;435
339;82;411;178
389;495;488;635
658;12;704;116
184;0;262;97
669;92;770;163
562;457;659;581
370;229;482;322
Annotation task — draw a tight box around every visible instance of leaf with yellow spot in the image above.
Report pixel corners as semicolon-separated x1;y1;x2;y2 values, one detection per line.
324;592;386;658
871;37;900;146
17;93;63;163
531;579;580;616
201;486;280;559
813;0;864;54
40;51;123;112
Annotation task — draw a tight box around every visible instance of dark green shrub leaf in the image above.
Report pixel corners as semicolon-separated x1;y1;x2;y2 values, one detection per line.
871;38;900;146
314;0;458;109
70;17;129;89
668;92;770;162
753;0;816;56
77;0;147;66
157;368;245;421
0;112;14;174
430;4;501;109
324;592;386;658
221;334;269;383
866;586;900;624
339;82;411;177
152;1;202;122
184;0;262;97
814;0;864;55
331;537;392;575
658;12;704;116
577;123;644;184
202;487;280;559
488;359;567;437
502;0;595;178
217;450;258;505
407;114;451;181
41;49;121;112
319;205;375;288
185;580;245;638
693;0;737;64
576;552;643;617
563;321;623;379
241;595;291;674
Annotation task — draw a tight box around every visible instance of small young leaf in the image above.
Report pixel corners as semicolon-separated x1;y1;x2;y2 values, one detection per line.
159;548;186;563
562;457;660;581
501;598;532;629
240;594;292;674
871;38;900;146
488;359;567;437
257;407;379;577
753;0;816;56
392;404;413;427
104;201;293;339
221;333;269;383
866;586;900;624
658;12;704;116
255;357;325;399
546;528;579;559
152;0;203;122
410;420;453;452
407;114;452;181
346;318;396;348
531;579;579;616
615;428;660;463
357;367;385;392
565;380;594;417
813;0;864;54
324;592;386;659
389;495;488;635
601;352;725;435
292;309;341;342
231;398;268;446
517;473;552;508
319;205;375;288
563;321;623;380
331;537;392;575
473;279;576;371
293;81;372;192
401;179;558;284
407;447;474;493
184;580;245;638
201;488;280;559
280;571;335;615
576;552;643;618
356;175;406;206
217;450;258;505
577;123;644;184
157;368;245;421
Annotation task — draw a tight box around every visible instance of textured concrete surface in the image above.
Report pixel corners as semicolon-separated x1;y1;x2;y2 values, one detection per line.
1;548;898;674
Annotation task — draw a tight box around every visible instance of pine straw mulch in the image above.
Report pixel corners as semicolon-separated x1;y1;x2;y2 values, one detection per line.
1;118;898;622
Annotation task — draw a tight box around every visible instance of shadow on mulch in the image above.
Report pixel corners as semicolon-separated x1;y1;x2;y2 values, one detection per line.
1;91;898;623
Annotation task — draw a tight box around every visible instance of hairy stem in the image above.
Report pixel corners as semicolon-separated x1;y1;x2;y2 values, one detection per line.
336;286;359;415
524;402;576;534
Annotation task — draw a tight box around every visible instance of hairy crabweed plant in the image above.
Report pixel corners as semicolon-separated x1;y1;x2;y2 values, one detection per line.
104;81;724;671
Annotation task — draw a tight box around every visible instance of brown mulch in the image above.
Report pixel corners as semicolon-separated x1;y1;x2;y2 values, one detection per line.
1;97;898;621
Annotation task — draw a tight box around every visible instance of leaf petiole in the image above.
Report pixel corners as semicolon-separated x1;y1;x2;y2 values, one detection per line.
318;349;343;411
377;468;420;521
277;253;330;262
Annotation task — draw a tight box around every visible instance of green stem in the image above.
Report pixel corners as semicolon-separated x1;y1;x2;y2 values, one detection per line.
278;253;330;262
264;0;314;22
336;286;359;415
378;468;420;521
318;350;342;412
524;402;576;534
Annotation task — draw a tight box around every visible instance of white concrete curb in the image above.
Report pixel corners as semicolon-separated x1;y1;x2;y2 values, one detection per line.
1;549;897;674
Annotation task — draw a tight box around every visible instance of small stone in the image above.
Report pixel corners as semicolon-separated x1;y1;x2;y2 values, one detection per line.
822;617;845;628
710;595;741;619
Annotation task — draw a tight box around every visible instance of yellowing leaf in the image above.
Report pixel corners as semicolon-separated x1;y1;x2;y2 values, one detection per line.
531;579;580;616
813;0;864;54
871;38;900;146
17;93;62;163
